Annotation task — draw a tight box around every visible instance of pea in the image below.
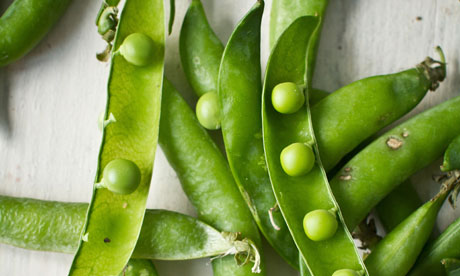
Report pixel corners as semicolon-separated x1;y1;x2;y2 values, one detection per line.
271;82;305;114
303;209;338;241
98;159;141;195
332;269;361;276
119;33;156;66
280;143;315;176
195;92;221;130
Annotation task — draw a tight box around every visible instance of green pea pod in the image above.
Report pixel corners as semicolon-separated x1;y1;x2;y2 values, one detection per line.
442;135;460;172
331;95;460;231
0;0;72;67
122;259;158;276
180;0;224;97
69;0;164;274
365;177;457;276
0;195;245;260
269;0;328;80
262;16;367;276
375;180;422;232
443;259;460;276
409;217;460;276
159;79;264;275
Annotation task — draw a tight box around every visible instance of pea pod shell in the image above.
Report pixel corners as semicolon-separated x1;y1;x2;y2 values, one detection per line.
409;217;460;276
180;0;224;97
0;0;72;66
69;0;164;274
442;134;460;172
332;95;460;230
0;195;234;260
159;79;264;275
262;16;367;276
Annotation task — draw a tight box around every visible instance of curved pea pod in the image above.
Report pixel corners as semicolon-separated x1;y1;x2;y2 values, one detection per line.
262;16;367;276
442;135;460;172
375;180;422;232
68;0;165;274
0;0;72;67
269;0;328;80
442;259;460;276
365;176;457;276
331;95;460;230
180;0;223;97
0;195;244;260
159;79;264;275
408;217;460;276
217;0;297;270
122;259;158;276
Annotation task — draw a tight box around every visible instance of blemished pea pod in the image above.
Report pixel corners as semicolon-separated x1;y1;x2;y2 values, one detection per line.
331;95;460;231
269;0;328;80
365;176;458;276
69;0;164;274
409;217;460;276
180;0;224;97
442;134;460;172
122;259;158;276
262;16;367;276
0;195;251;260
442;259;460;276
375;180;422;232
159;79;264;275
0;0;72;67
217;0;296;270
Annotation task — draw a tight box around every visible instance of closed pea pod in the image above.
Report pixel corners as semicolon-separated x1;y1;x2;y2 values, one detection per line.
409;217;460;275
262;16;367;276
331;95;460;231
0;0;73;66
68;0;164;274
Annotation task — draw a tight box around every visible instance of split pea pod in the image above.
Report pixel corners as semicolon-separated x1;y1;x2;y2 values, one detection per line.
69;0;165;274
331;95;460;230
0;195;245;260
159;79;264;275
442;134;460;172
262;16;367;276
365;177;457;276
409;217;460;275
0;0;72;67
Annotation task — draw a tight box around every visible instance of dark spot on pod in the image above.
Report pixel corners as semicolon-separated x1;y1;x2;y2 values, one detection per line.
104;237;111;243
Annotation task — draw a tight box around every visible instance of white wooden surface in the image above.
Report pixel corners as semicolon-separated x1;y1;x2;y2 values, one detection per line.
1;0;460;275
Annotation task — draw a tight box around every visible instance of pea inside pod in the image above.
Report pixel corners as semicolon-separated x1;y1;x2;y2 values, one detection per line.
280;142;315;176
118;33;157;66
96;159;141;195
303;209;338;241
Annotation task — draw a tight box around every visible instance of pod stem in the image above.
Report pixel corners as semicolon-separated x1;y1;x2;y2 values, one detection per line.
352;217;382;251
433;170;460;208
268;204;281;231
416;46;447;91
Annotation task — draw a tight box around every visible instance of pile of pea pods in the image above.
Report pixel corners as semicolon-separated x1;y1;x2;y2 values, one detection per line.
1;0;460;275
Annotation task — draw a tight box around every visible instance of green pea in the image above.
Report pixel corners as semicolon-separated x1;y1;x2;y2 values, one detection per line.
119;33;156;66
332;269;361;276
196;92;221;130
280;142;315;176
271;82;305;114
99;159;141;195
303;209;338;241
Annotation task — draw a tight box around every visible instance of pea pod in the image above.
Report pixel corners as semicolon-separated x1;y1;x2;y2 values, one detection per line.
159;79;264;275
0;195;250;260
331;95;460;230
69;0;164;274
375;180;422;232
442;134;460;172
180;0;223;98
122;259;158;276
365;176;457;276
409;217;460;275
262;16;367;276
0;0;72;67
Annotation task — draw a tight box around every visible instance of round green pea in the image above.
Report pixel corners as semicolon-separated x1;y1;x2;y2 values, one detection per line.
271;82;305;114
196;92;221;130
280;142;315;176
101;159;141;195
119;33;156;66
303;209;338;241
332;269;361;276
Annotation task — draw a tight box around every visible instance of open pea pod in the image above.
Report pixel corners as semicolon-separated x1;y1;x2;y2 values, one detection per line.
262;16;367;276
69;0;164;274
